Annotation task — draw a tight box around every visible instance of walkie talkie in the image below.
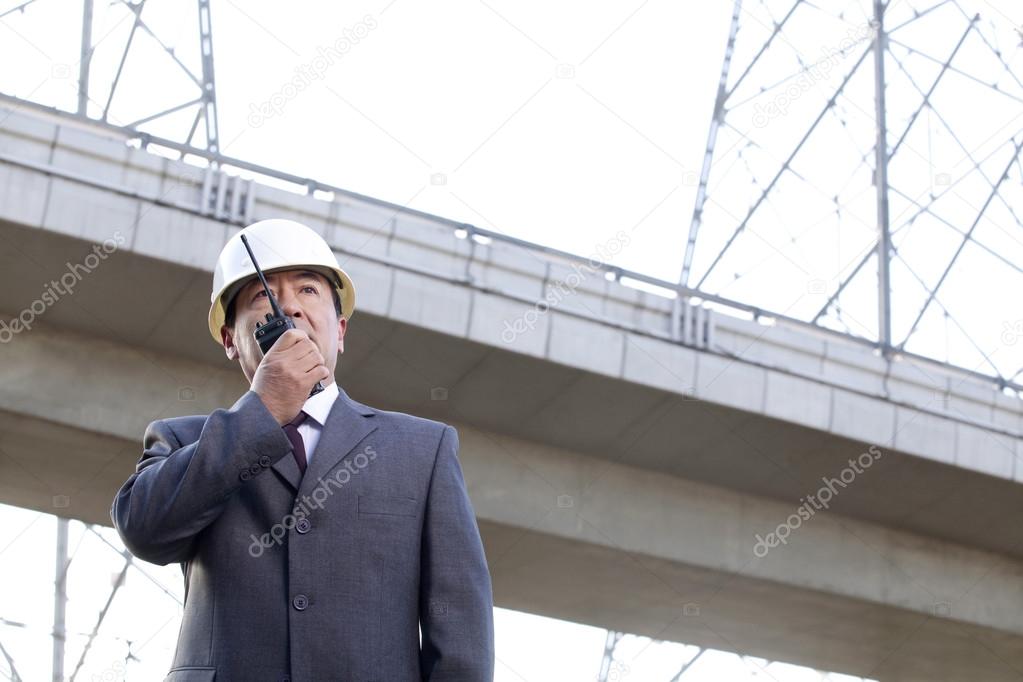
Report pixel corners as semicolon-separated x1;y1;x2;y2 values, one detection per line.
240;234;325;397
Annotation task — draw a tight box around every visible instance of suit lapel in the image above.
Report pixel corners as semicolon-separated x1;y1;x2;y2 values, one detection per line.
272;386;377;495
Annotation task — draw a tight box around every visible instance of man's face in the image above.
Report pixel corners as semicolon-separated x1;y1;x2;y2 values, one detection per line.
220;269;347;385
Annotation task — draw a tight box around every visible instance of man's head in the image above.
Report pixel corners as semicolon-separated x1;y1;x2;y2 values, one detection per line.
208;219;357;386
220;268;347;385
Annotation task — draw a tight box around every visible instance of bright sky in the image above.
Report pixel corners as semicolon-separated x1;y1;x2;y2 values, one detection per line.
1;0;1021;679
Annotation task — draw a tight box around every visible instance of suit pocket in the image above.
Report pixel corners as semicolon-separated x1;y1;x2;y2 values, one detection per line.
358;494;417;517
164;666;216;681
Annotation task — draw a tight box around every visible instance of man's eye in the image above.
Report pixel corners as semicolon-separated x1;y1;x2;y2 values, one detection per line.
255;290;273;299
302;286;317;293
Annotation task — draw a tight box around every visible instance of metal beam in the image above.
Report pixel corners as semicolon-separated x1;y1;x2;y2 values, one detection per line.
897;136;1023;350
0;637;23;682
596;630;624;682
68;550;133;682
694;43;875;291
0;0;38;21
77;0;93;116
51;518;68;682
197;0;219;154
669;648;704;681
680;0;743;288
872;0;892;353
102;0;145;122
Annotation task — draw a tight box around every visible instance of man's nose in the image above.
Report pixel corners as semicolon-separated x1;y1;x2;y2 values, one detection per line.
277;287;304;319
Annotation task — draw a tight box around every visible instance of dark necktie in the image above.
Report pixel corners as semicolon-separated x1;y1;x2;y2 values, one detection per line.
282;411;309;474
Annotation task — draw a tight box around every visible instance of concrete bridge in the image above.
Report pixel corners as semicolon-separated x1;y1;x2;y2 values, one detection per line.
2;102;1022;680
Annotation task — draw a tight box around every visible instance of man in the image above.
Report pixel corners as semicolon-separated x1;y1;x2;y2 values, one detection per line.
111;219;495;681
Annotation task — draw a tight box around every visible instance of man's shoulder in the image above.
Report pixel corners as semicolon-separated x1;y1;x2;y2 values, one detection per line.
148;413;208;445
354;399;452;446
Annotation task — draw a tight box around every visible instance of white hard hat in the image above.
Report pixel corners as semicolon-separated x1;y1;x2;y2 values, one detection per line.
208;218;355;343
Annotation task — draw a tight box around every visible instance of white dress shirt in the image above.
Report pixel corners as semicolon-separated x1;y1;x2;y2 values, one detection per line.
295;380;340;469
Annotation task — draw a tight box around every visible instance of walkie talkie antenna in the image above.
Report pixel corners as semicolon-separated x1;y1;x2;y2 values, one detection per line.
240;234;285;319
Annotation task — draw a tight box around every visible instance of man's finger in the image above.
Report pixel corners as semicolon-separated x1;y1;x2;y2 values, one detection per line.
307;365;331;384
297;351;322;371
291;342;322;364
270;328;309;352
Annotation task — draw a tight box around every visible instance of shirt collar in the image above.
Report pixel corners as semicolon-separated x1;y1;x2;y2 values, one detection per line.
301;380;340;426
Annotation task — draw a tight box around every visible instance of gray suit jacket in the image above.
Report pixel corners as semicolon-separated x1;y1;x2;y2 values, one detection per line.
111;386;494;682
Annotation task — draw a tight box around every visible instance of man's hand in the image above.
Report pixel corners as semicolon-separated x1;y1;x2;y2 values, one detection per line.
251;329;330;425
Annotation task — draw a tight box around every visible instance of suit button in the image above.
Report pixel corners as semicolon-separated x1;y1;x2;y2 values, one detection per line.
239;469;252;481
296;517;311;534
258;455;272;468
293;594;308;610
248;463;262;475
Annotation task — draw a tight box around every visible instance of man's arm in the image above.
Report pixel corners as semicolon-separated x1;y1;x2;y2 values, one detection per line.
419;425;495;681
110;390;293;566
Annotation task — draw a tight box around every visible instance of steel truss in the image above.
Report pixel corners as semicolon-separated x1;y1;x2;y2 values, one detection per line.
683;0;1023;383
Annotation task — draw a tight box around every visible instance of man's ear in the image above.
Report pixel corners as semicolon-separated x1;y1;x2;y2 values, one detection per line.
221;324;239;361
337;315;347;355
